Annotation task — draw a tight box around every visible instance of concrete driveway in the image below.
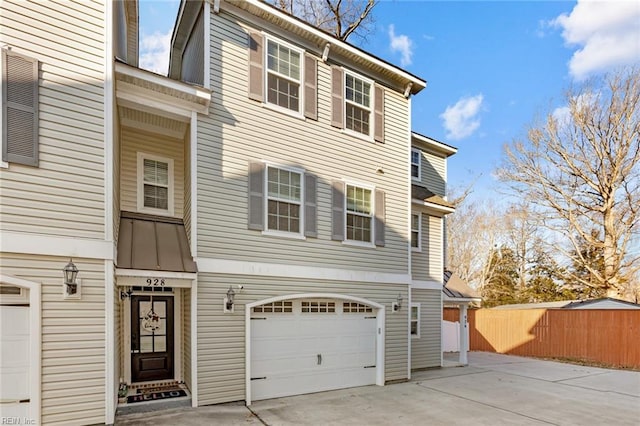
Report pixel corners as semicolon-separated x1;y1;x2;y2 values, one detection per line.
116;352;640;425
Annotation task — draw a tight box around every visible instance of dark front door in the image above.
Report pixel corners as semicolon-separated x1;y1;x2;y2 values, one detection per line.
131;295;174;382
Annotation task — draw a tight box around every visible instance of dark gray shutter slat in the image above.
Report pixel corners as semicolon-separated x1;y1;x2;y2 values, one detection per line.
304;53;317;120
304;174;317;237
331;180;345;241
248;31;264;102
2;50;38;166
330;66;343;128
248;161;265;230
374;84;384;143
374;189;385;247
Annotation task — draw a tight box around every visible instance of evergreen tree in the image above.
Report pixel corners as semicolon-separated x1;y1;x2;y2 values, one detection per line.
482;246;520;307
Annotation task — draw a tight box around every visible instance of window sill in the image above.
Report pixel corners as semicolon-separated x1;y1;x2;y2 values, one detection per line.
342;240;376;249
0;160;8;169
411;334;420;339
261;230;306;240
342;128;375;143
262;102;306;121
137;207;175;217
411;247;422;253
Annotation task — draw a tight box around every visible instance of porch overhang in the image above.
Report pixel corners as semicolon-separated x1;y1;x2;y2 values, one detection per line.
115;61;211;121
412;185;455;215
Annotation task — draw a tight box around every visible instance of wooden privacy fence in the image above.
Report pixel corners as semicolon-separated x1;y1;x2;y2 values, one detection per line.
443;308;640;369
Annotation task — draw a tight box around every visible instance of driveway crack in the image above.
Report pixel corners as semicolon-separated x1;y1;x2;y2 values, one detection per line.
247;406;269;426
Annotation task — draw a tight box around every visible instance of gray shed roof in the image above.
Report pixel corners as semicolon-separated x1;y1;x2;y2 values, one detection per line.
117;211;197;273
443;270;481;300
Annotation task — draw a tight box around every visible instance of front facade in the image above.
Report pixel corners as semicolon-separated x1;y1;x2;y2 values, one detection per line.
0;1;455;424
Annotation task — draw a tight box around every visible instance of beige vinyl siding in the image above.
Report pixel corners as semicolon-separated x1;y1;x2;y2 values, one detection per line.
114;268;122;403
420;150;446;196
181;8;204;86
182;287;192;390
410;288;441;369
120;127;185;218
197;273;408;405
0;0;105;239
197;12;410;274
0;253;105;426
411;212;429;280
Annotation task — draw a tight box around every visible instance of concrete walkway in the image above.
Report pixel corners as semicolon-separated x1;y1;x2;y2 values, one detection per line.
116;352;640;425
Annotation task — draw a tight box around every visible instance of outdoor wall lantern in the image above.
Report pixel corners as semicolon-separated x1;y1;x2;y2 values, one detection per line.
392;293;402;312
223;285;236;313
120;286;133;300
63;259;81;300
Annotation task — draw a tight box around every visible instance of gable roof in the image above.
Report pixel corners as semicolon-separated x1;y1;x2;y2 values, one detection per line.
443;270;481;301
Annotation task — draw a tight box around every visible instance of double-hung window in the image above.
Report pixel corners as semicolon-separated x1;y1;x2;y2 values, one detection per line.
346;184;373;243
266;38;302;113
411;304;420;337
411;148;421;180
267;166;302;234
411;213;421;251
345;72;372;137
138;153;174;216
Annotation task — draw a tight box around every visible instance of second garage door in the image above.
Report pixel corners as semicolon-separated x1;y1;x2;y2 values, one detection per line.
250;299;377;401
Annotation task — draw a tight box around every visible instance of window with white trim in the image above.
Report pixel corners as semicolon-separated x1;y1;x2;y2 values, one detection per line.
411;148;421;180
137;153;174;215
346;184;373;243
411;303;420;338
345;72;372;136
266;37;302;113
267;165;302;234
411;213;421;251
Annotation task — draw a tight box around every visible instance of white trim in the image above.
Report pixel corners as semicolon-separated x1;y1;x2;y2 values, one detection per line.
190;278;198;407
439;289;443;367
412;199;456;214
263;33;305;117
116;88;194;121
190;111;198;258
0;48;6;169
120;117;186;139
411;280;442;290
123;294;131;383
411;147;421;181
105;263;116;424
136;152;175;217
0;274;41;425
0;232;113;260
443;296;480;303
197;258;410;284
229;0;425;92
344;180;375;245
411;132;457;157
245;293;385;406
410;303;420;339
174;288;182;383
343;68;374;141
203;1;211;90
411;212;422;252
116;269;197;280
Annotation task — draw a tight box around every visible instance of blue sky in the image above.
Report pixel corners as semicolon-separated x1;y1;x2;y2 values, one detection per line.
138;0;640;199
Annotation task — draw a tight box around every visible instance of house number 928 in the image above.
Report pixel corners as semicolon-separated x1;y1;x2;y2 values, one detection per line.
146;278;166;287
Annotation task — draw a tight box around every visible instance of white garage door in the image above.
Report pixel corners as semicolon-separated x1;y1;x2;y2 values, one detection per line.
0;305;31;419
250;299;377;401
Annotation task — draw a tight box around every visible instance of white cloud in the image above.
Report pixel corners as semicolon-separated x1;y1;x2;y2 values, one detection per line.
440;94;484;140
552;0;640;80
139;31;172;75
388;24;413;67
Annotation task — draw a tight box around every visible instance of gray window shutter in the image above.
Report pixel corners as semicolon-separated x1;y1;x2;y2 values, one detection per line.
2;50;39;166
248;31;264;102
374;189;385;247
331;180;345;241
304;174;317;237
248;161;265;230
330;66;343;128
304;53;317;120
374;84;384;143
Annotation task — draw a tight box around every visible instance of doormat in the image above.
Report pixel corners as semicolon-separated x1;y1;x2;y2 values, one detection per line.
126;389;187;404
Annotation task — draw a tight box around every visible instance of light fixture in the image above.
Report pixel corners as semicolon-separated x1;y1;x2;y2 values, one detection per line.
120;286;133;300
63;259;80;299
392;293;402;312
224;286;236;313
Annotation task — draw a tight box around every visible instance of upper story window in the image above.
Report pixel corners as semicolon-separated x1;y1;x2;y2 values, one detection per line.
267;165;302;234
411;148;421;180
411;213;421;251
345;72;372;137
137;152;174;216
346;184;373;243
266;38;302;113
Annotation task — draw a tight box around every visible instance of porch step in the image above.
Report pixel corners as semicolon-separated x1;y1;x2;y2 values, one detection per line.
116;395;192;417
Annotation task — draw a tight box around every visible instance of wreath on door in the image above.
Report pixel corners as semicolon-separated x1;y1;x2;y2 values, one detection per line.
142;307;160;332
